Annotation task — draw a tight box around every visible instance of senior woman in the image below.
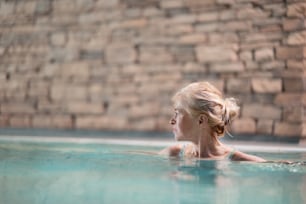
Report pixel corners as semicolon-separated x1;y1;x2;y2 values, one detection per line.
160;81;266;162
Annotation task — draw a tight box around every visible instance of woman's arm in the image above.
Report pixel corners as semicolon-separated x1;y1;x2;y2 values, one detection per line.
231;151;266;162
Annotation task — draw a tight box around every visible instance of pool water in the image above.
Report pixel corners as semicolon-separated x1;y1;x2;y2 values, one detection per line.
0;141;305;204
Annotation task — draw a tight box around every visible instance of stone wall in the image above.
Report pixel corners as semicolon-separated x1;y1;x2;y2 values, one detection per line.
0;0;305;139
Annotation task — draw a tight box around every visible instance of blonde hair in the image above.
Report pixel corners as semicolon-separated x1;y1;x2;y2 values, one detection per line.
172;82;239;136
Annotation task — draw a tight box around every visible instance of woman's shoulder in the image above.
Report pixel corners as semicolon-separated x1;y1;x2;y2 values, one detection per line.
159;144;182;157
159;143;195;157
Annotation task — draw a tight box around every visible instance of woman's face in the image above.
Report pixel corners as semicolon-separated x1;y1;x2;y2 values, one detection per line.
170;107;198;142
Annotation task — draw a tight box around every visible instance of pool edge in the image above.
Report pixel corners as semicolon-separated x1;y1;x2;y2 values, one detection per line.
0;134;306;153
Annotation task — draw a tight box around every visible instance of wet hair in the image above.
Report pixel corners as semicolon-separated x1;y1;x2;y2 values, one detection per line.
172;82;240;136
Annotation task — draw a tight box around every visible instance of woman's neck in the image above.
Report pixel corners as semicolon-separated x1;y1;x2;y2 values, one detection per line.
195;130;229;158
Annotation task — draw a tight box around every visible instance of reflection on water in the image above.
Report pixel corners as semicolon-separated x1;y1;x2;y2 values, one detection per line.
168;157;306;204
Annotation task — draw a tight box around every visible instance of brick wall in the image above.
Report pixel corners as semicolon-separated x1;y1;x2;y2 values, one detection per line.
0;0;305;139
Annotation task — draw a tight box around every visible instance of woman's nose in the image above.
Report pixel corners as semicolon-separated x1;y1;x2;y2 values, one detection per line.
169;118;176;125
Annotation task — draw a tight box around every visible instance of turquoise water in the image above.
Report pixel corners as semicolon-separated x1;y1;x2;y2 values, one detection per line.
0;141;306;204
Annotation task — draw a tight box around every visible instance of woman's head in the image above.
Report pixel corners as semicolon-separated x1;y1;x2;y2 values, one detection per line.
170;82;239;140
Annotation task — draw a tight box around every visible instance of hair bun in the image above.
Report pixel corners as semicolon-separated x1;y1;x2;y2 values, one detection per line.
223;98;240;125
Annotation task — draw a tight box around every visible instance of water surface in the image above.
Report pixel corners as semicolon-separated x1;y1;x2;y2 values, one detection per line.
0;141;305;204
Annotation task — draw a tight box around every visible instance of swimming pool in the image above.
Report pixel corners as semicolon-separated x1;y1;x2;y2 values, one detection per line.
0;134;305;204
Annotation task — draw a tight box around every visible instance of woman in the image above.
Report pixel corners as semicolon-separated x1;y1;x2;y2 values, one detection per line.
160;81;266;162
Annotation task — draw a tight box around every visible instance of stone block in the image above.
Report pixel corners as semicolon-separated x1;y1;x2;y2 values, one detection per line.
287;60;306;70
143;7;164;17
115;84;137;94
208;33;239;43
257;119;273;135
139;46;173;63
124;0;159;8
53;0;76;13
65;102;104;114
51;84;88;101
0;114;9;127
1;103;36;114
160;0;184;9
89;84;104;102
274;122;301;137
210;62;244;73
178;34;207;44
239;51;252;61
243;33;283;43
287;3;306;18
217;0;235;5
284;78;304;92
128;102;160;118
220;21;252;32
242;104;281;120
123;9;140;18
48;47;79;63
170;14;197;24
231;118;256;134
4;80;27;100
32;115;72;129
96;0;119;8
75;0;96;12
182;62;203;71
37;100;62;112
288;31;306;45
219;10;236;20
10;116;31;127
261;61;285;70
112;95;139;107
105;43;136;64
196;45;237;62
40;63;60;78
205;79;224;92
80;49;104;60
32;115;51;128
120;19;148;29
130;118;156;131
170;46;195;62
52;115;73;129
0;2;14;16
78;12;105;24
197;12;219;22
226;78;251;93
252;78;282;93
185;0;216;8
259;25;281;32
60;62;90;80
245;61;259;70
76;115;127;130
50;32;67;46
195;23;219;32
15;2;36;15
35;0;52;15
284;106;303;122
237;8;270;19
254;48;274;62
274;93;302;106
283;18;305;31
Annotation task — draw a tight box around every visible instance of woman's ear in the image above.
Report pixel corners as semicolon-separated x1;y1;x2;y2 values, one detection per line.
198;114;208;125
